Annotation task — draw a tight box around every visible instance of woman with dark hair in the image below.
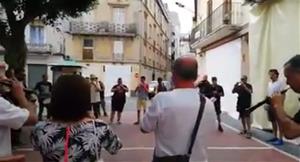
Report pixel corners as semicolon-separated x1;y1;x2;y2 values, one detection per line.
31;75;122;162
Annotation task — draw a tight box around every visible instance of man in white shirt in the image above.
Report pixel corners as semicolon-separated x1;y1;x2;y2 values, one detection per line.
90;74;101;118
265;69;286;145
0;78;37;158
141;56;214;162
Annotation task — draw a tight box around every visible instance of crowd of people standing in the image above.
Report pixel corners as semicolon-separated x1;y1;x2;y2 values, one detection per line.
2;55;300;162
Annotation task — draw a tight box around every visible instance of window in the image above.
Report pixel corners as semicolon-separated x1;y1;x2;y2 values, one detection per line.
149;24;152;36
82;39;94;60
30;25;45;44
82;49;93;60
144;13;148;34
113;40;124;54
113;8;125;24
83;39;93;48
144;33;148;46
113;40;124;60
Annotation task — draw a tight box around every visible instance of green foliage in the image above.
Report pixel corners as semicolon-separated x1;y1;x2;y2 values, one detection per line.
0;0;98;70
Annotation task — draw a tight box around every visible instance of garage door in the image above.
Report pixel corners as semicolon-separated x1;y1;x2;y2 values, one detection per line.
206;39;242;119
104;65;131;97
28;64;48;89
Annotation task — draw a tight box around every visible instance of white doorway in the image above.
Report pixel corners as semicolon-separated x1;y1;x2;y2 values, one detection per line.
206;39;242;119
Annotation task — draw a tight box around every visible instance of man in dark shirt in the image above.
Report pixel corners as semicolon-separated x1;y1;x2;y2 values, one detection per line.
110;78;128;124
211;77;224;132
156;77;167;93
99;80;108;117
271;55;300;139
198;75;213;98
232;75;253;138
34;74;52;121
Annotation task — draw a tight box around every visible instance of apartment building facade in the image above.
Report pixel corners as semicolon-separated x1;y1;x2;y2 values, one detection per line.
191;0;250;118
168;11;181;60
0;4;81;89
65;0;171;96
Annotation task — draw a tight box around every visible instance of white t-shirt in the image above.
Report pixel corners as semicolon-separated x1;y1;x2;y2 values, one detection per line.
141;88;215;162
0;97;29;157
90;84;101;103
267;80;286;97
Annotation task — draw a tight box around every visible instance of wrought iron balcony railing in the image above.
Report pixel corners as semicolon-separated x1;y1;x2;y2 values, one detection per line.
27;43;52;54
191;2;243;45
69;21;137;37
0;43;52;54
113;53;124;62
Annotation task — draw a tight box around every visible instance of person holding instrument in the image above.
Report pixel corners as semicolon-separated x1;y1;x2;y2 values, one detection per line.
110;78;129;124
271;55;300;139
34;74;52;121
211;77;225;132
232;75;253;139
0;64;37;159
90;74;101;119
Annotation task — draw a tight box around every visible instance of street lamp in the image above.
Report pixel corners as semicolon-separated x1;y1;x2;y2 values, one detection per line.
175;2;185;8
175;1;199;22
175;2;193;13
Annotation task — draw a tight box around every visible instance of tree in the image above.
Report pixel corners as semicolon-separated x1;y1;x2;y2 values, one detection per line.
0;0;97;75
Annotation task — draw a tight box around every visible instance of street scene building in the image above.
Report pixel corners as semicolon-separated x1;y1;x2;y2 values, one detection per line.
191;0;300;130
0;5;82;89
191;0;250;119
168;11;181;60
0;0;300;162
65;0;172;96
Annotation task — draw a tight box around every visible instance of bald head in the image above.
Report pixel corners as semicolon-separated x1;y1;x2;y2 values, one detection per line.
173;56;198;81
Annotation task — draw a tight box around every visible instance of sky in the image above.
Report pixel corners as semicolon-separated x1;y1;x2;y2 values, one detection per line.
163;0;194;34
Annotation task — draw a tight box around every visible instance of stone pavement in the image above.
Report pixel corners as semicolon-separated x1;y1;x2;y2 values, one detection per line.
13;97;300;162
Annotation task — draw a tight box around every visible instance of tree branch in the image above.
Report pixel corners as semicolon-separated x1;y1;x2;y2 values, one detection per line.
0;20;9;49
1;1;26;34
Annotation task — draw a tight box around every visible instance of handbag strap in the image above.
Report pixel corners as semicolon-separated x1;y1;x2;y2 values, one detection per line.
93;120;100;161
187;94;206;155
64;126;71;162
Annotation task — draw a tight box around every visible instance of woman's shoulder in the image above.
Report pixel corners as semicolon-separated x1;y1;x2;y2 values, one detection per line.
33;119;109;132
33;121;56;129
92;119;109;128
33;121;62;132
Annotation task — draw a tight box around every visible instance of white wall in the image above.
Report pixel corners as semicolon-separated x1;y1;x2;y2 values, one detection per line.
206;38;242;119
81;63;135;97
104;65;131;97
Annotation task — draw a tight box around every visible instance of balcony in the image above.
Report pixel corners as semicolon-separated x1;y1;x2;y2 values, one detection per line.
69;21;137;37
191;2;244;49
113;53;124;62
0;43;52;54
27;43;52;54
108;0;129;6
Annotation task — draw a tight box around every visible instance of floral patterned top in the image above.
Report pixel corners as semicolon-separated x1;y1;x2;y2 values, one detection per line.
31;120;122;162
